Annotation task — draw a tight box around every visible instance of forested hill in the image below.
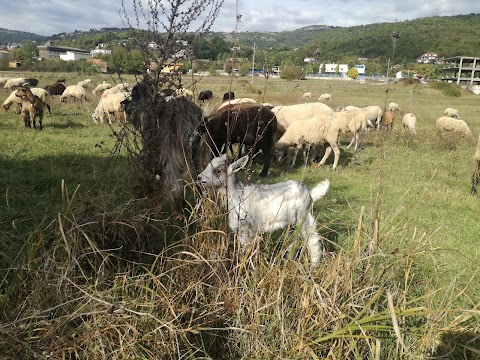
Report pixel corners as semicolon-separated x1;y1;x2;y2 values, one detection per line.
303;14;480;61
1;14;480;63
0;28;46;44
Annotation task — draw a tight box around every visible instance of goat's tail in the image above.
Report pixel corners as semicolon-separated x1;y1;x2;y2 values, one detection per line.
44;101;51;114
310;179;330;202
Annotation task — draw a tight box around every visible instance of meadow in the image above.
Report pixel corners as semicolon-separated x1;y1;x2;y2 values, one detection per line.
0;71;479;358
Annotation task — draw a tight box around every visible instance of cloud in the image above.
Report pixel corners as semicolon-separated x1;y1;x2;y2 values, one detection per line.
0;0;479;36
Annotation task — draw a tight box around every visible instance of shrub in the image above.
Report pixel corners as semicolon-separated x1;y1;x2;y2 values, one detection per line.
430;81;462;97
280;65;306;80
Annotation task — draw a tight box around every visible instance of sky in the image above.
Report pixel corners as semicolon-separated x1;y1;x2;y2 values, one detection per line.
1;0;480;37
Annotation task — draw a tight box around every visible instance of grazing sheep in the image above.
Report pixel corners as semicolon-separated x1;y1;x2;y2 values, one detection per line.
318;93;332;102
23;78;39;87
121;82;210;213
388;102;400;112
2;90;23;112
302;92;312;98
3;77;26;90
60;85;88;102
444;108;459;118
436;116;473;138
272;102;335;135
351;105;383;129
0;77;11;88
44;82;66;96
344;105;360;111
197;154;330;266
92;82;113;95
101;83;132;97
274;114;341;170
402;113;417;134
92;92;129;125
201;103;277;177
15;86;51;130
334;110;368;150
471;135;480;195
77;79;92;89
198;90;213;102
29;88;49;102
380;110;396;131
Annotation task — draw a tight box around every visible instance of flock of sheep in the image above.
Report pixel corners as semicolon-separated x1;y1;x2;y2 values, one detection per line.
1;75;478;266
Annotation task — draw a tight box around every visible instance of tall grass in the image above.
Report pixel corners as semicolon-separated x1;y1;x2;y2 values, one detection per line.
0;72;479;358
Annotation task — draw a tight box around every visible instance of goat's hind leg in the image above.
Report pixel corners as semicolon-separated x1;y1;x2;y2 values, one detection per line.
300;213;323;266
471;161;480;195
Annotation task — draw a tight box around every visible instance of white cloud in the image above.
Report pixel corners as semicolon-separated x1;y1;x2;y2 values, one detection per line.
0;0;479;36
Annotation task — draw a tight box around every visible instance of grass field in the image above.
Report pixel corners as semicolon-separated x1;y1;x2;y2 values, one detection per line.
0;71;479;358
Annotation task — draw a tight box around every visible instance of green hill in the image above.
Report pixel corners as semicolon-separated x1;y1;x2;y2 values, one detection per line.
302;14;480;61
0;28;46;44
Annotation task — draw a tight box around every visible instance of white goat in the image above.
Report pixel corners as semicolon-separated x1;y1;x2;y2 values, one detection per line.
197;154;330;266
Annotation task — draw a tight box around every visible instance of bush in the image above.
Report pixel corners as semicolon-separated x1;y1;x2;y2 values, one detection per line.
430;81;462;97
280;65;305;81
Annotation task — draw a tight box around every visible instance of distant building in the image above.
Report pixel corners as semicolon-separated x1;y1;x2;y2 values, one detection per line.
60;51;91;61
304;57;316;63
353;64;366;75
91;48;112;56
321;63;348;75
442;56;480;89
38;43;90;60
417;52;438;64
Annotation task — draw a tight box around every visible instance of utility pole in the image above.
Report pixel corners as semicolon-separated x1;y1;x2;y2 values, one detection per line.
251;42;256;84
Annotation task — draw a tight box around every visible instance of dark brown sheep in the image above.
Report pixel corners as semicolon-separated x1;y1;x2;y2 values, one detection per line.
200;103;277;177
44;82;66;96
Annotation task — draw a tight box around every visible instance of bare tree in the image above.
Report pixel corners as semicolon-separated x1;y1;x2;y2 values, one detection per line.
116;0;224;215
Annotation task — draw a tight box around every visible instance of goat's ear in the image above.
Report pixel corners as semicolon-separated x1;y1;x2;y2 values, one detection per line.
229;155;249;173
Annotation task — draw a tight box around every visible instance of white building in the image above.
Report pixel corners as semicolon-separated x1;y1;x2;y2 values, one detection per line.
353;64;366;75
59;51;92;61
91;48;112;55
417;52;438;64
321;63;349;74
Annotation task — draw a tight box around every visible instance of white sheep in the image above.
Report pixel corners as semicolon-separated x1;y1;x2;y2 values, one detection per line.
402;113;417;134
344;105;360;111
60;85;88;102
435;116;473;138
0;77;11;88
1;90;22;112
318;93;332;102
197;154;330;266
334;110;368;150
302;92;312;98
175;87;194;99
3;77;26;90
444;108;459;118
350;105;383;129
92;92;129;125
101;83;132;97
30;88;49;102
388;102;400;112
271;102;334;134
92;82;113;95
274;114;341;170
77;79;92;89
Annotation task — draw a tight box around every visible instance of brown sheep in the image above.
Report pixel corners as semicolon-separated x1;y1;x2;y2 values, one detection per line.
44;82;66;96
15;86;51;130
380;110;396;131
200;103;277;177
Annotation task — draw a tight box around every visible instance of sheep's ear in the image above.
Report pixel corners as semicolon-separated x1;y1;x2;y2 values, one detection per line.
229;155;249;173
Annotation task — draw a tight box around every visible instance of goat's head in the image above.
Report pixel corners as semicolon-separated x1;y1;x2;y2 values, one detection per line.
197;154;248;190
15;86;30;98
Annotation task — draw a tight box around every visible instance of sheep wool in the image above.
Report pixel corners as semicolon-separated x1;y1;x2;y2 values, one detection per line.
436;116;473;138
272;102;334;134
402;113;417;134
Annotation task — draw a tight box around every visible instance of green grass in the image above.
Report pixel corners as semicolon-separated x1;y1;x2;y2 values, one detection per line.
0;71;479;358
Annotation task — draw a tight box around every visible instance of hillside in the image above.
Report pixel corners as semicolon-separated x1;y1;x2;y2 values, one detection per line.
0;28;46;44
303;14;480;61
2;14;480;63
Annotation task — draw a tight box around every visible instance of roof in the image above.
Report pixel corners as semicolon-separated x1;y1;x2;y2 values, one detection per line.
37;45;90;54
